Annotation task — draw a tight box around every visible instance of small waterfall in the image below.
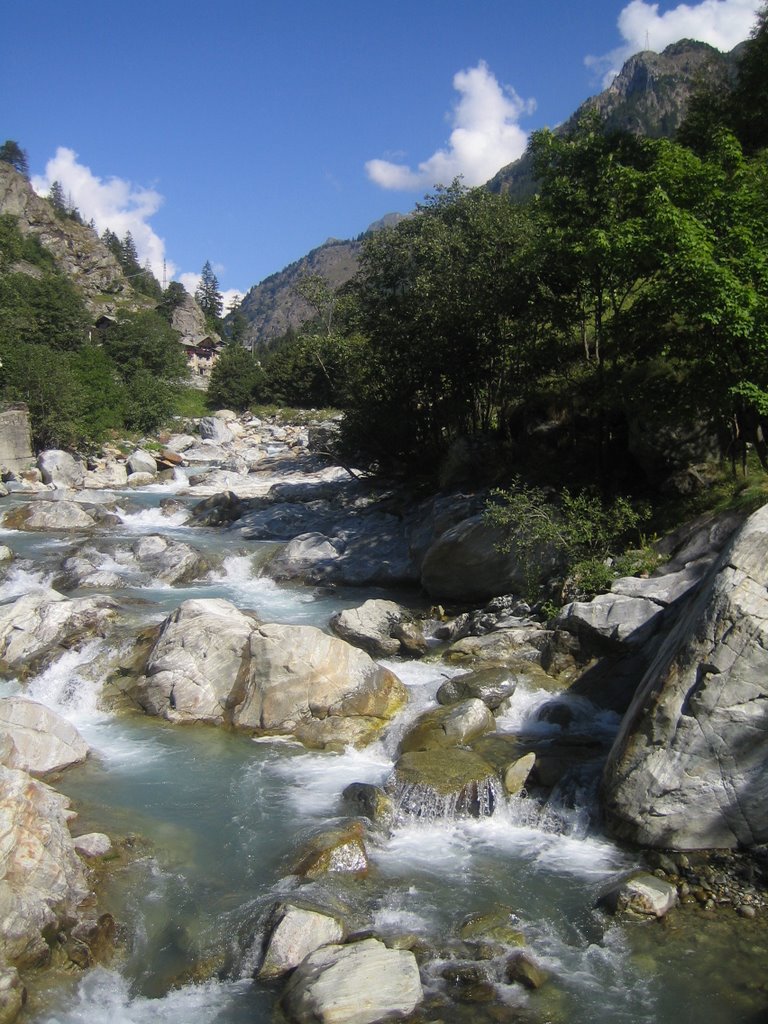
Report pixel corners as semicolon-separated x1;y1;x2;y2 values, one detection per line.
25;638;109;725
391;774;503;821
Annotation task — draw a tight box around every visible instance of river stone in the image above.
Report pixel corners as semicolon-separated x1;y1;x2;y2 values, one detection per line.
391;748;498;817
0;966;24;1024
503;752;537;795
437;667;518;710
0;589;117;666
258;902;346;980
0;697;89;775
83;462;129;489
399;699;495;754
233;623;407;748
199;416;233;443
127;449;157;476
73;832;112;858
341;783;395;829
459;909;526;946
602;503;768;849
0;547;12;562
138;599;256;724
127;471;156;488
281;937;423;1024
37;450;84;489
329;600;406;658
0;764;90;968
292;821;369;879
268;533;342;583
2;500;97;532
556;593;665;649
420;513;556;603
598;873;678;918
165;433;197;453
505;949;549;989
130;534;208;585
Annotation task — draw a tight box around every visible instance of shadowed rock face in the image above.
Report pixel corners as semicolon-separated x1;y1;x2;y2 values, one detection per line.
602;504;768;850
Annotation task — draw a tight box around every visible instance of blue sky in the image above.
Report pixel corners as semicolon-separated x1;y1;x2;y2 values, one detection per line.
1;0;761;305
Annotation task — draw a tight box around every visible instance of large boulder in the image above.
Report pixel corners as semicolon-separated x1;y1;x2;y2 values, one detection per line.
233;623;407;749
37;450;84;489
0;698;89;775
399;699;495;753
602;503;768;849
390;748;499;818
2;500;97;532
0;590;116;667
281;937;423;1024
329;600;408;657
198;416;233;443
258;901;345;980
83;462;129;489
127;449;157;477
0;764;89;968
420;514;548;603
136;599;256;724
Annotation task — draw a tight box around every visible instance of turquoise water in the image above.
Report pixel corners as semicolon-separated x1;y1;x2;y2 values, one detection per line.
2;481;766;1024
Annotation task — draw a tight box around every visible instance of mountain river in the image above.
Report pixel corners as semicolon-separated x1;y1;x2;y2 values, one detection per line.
1;435;766;1024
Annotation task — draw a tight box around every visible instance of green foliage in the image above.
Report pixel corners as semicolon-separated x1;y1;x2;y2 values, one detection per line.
101;310;186;381
158;281;187;324
484;479;649;600
207;344;264;411
0;140;29;178
172;385;209;419
0;341;86;449
0;271;89;350
196;260;223;324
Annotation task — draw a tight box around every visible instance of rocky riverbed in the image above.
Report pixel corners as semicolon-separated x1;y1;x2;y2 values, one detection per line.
0;409;766;1024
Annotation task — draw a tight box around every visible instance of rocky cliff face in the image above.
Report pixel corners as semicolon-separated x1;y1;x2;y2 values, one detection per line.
602;503;768;850
0;163;129;311
487;39;739;200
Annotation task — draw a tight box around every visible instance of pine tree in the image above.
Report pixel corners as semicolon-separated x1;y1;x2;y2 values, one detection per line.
48;181;67;217
0;140;29;178
195;260;223;321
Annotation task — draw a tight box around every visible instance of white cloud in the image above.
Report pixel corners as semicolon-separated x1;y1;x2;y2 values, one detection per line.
178;272;201;296
587;0;762;87
365;61;535;191
32;147;177;282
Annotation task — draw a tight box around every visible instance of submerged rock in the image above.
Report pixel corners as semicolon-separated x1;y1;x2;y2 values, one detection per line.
291;820;369;880
390;748;498;818
281;937;423;1024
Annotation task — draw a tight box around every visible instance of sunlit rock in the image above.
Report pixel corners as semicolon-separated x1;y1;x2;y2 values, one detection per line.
399;699;494;754
598;872;678;918
0;697;88;775
258;901;346;980
281;937;423;1024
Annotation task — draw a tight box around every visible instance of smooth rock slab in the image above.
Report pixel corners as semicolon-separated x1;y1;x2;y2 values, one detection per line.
0;697;89;775
603;502;768;849
281;937;423;1024
2;500;96;532
0;589;116;666
37;450;84;489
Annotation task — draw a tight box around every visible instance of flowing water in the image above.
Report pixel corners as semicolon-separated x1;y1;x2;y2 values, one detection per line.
2;458;767;1024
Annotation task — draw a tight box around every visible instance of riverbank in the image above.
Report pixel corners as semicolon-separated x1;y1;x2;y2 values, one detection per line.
0;409;766;1024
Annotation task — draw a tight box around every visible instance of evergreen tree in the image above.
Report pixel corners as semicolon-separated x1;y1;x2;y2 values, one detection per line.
48;181;67;217
0;140;29;178
195;260;223;321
